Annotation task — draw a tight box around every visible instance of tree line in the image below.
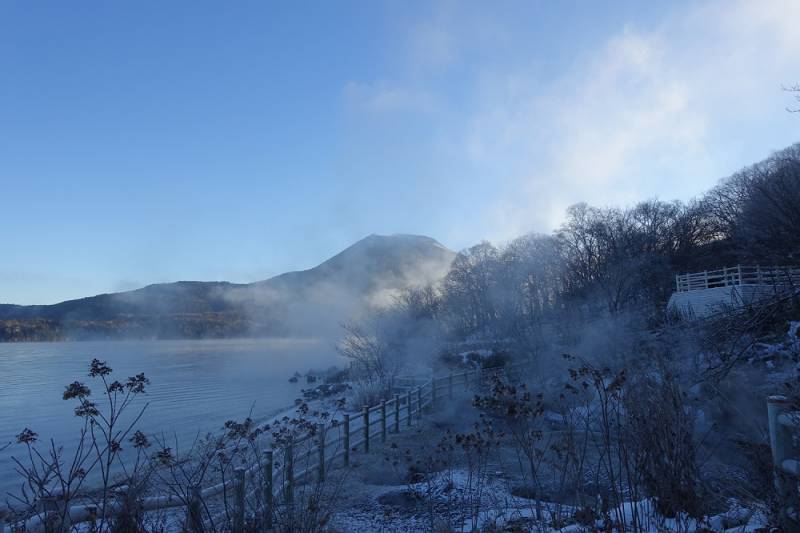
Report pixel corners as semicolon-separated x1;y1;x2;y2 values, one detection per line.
341;142;800;382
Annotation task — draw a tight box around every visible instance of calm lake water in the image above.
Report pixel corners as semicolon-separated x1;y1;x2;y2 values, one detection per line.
0;338;340;497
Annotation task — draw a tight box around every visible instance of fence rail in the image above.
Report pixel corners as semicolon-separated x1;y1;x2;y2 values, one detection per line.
767;396;800;533
675;265;800;293
2;360;529;533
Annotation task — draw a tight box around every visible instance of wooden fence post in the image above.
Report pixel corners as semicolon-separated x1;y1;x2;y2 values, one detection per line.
317;423;326;482
406;391;412;427
263;450;273;531
343;414;350;466
767;396;798;531
39;489;71;531
393;394;400;433
284;439;294;505
233;467;245;533
187;484;203;533
380;400;387;442
448;373;454;399
40;490;71;533
363;406;370;453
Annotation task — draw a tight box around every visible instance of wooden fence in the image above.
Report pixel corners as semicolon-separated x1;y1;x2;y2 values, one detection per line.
2;361;529;533
675;265;800;293
767;395;800;533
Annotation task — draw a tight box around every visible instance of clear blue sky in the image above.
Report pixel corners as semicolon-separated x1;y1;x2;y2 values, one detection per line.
1;0;798;304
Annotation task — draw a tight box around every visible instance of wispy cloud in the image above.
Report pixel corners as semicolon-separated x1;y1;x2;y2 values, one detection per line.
345;0;800;245
343;81;436;114
476;0;800;239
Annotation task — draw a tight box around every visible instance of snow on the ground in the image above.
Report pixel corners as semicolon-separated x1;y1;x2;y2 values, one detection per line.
328;466;768;532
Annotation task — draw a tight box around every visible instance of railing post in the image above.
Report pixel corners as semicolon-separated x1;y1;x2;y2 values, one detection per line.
393;394;400;433
363;406;370;453
40;490;70;533
406;391;412;427
768;396;798;532
317;423;326;482
675;274;680;292
233;467;245;533
187;484;203;533
380;400;387;443
448;373;454;399
284;439;294;505
737;265;742;286
703;270;708;289
39;495;55;531
263;450;274;531
343;414;350;466
417;386;422;414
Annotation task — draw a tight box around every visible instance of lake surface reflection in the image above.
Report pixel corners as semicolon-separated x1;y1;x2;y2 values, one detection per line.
0;338;340;497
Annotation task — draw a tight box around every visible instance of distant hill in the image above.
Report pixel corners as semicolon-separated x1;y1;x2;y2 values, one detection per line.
0;234;456;342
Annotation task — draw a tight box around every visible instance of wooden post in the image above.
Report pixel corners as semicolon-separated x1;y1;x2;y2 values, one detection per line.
233;467;245;533
187;484;203;533
263;451;274;531
343;414;350;466
317;423;326;482
768;396;798;532
284;439;294;505
448;373;454;399
40;492;70;533
363;406;370;453
380;400;387;442
406;391;412;427
703;270;708;289
393;394;400;433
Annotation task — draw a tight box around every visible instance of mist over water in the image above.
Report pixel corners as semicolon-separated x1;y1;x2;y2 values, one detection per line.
0;338;341;496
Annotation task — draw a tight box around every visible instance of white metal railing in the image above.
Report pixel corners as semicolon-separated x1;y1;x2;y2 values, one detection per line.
675;265;800;293
1;360;529;533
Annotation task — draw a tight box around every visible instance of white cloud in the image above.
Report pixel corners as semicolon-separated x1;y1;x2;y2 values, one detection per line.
343;80;435;114
467;0;800;240
341;0;800;246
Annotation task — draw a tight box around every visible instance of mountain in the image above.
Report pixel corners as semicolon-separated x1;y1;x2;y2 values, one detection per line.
0;234;456;342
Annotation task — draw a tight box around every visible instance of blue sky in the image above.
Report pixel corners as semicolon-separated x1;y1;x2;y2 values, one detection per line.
1;0;799;305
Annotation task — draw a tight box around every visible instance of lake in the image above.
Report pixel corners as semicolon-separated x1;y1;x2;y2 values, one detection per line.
0;338;341;498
